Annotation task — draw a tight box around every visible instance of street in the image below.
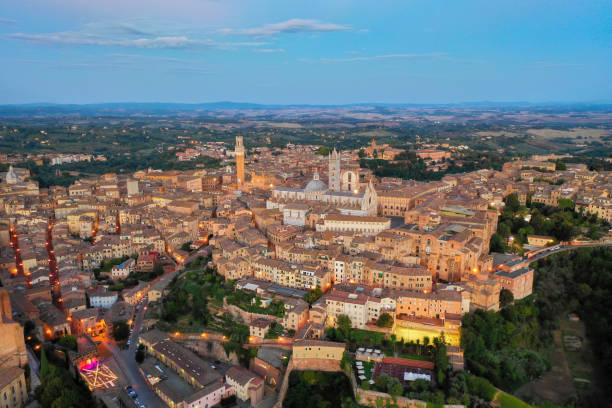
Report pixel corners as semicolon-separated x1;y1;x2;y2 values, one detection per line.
99;298;162;407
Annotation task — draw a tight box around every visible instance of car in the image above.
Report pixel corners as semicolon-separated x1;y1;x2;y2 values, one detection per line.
214;360;221;365
127;339;131;346
210;365;216;369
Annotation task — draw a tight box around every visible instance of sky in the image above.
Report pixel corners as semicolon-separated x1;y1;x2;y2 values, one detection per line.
0;0;611;105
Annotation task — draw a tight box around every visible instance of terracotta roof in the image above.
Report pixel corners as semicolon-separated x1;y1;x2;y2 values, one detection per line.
381;357;434;370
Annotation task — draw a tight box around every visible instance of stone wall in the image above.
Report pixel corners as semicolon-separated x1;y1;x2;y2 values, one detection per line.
273;356;346;408
223;300;284;325
181;339;240;365
355;388;464;408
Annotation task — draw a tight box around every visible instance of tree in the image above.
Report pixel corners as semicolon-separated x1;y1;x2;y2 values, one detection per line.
434;344;449;385
316;146;331;156
58;335;77;351
490;233;508;253
135;344;145;363
499;288;514;308
302;288;323;305
376;312;394;328
112;321;130;342
374;373;389;391
336;315;352;340
152;262;165;277
387;377;403;398
505;193;520;212
558;198;574;210
40;347;49;378
468;376;496;401
555;161;567;171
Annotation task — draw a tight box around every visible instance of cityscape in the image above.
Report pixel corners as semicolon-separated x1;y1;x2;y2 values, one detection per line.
0;2;611;408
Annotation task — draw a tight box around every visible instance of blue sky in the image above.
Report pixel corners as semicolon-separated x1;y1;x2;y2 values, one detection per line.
0;0;610;104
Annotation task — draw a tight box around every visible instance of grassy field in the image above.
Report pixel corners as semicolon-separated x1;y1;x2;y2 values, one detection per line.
495;391;532;408
526;127;611;140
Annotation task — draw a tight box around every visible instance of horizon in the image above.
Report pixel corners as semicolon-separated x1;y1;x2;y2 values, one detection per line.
3;99;612;108
1;0;611;105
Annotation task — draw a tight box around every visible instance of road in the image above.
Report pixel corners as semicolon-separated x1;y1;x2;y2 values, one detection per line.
100;298;162;407
527;242;612;263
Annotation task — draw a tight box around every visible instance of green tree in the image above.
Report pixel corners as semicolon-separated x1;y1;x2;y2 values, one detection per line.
387;377;404;398
180;241;192;252
558;198;574;210
376;312;394;328
316;146;331;156
555;161;567;171
135;344;145;363
40;347;49;378
499;288;514;308
112;321;130;342
505;193;520;212
498;223;512;238
152;262;165;277
336;314;352;340
434;344;449;385
302;288;323;305
468;376;496;401
58;335;77;351
490;233;508;253
374;373;389;391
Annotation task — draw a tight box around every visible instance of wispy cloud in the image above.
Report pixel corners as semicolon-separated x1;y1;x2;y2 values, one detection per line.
0;18;17;25
6;31;264;49
253;48;286;53
108;53;185;63
6;31;208;48
221;18;351;37
319;52;446;63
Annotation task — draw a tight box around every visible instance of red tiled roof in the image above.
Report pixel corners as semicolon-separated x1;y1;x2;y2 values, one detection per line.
381;357;434;370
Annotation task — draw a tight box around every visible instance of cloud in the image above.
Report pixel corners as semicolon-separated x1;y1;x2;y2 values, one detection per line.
319;52;446;63
5;30;264;50
0;18;17;25
108;53;185;62
221;18;351;37
253;48;286;53
6;31;206;48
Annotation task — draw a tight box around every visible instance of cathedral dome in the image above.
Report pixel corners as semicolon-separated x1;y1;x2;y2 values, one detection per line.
304;170;327;192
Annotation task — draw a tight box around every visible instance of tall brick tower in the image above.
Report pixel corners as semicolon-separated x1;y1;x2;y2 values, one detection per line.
235;135;245;185
328;148;341;191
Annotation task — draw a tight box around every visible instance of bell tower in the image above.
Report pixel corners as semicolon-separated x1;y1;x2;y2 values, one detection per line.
328;148;341;191
235;136;245;185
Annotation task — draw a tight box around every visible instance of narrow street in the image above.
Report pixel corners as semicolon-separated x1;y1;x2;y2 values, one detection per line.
45;217;61;305
99;298;162;407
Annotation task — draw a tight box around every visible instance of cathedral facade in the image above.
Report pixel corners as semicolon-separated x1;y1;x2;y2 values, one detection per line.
267;149;378;219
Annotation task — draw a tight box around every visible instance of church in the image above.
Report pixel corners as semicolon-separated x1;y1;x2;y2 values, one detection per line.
267;149;378;225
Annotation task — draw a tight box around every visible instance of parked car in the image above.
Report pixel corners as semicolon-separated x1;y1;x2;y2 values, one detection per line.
125;387;137;399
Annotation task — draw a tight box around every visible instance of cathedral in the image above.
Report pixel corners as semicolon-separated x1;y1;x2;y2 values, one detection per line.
267;148;378;220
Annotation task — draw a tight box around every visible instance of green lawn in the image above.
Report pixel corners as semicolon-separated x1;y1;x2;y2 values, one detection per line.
496;392;532;408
